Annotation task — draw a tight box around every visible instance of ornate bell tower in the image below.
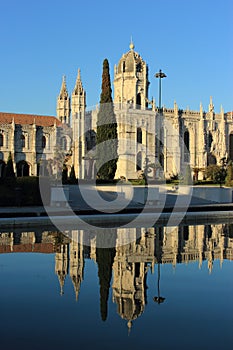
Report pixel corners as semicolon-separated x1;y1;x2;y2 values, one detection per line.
71;68;86;116
71;69;86;178
56;76;70;125
113;40;149;109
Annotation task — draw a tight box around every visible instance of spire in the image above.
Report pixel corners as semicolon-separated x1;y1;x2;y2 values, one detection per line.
77;68;81;80
174;100;178;116
58;272;65;296
220;104;224;116
58;75;69;99
127;320;132;335
71;68;86;116
129;36;135;50
209;96;214;113
73;68;84;95
57;75;70;124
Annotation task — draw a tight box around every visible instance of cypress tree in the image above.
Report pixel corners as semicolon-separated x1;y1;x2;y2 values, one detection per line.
96;59;118;180
5;152;15;178
225;161;233;186
69;165;76;183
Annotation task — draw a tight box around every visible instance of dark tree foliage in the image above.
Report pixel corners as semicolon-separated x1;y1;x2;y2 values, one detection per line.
96;230;116;321
96;59;118;180
225;161;233;186
62;164;68;184
5;152;15;178
69;165;76;183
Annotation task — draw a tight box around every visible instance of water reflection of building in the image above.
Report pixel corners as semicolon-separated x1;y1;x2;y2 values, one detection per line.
0;230;59;253
1;224;233;327
112;228;155;331
159;224;233;272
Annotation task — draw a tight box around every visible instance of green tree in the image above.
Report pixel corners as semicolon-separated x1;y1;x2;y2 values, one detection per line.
96;59;118;180
5;152;15;178
205;161;226;187
225;161;233;187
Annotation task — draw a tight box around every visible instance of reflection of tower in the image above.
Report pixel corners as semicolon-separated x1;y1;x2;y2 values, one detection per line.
55;243;69;295
112;228;155;331
69;230;85;301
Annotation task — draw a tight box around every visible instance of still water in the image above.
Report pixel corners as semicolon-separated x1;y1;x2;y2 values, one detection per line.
0;223;232;350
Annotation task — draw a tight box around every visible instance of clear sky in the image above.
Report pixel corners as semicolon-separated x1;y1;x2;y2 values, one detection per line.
0;0;232;116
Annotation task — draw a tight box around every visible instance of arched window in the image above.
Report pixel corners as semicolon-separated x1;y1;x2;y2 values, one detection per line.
229;133;233;161
16;160;29;177
207;153;217;165
122;61;125;73
208;132;213;150
137;128;142;144
136;63;142;72
136;93;141;109
42;136;46;149
184;130;190;162
0;133;3;147
21;135;25;148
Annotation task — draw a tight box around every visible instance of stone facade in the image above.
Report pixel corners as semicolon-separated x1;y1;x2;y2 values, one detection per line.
1;42;233;180
0;112;72;177
56;42;233;180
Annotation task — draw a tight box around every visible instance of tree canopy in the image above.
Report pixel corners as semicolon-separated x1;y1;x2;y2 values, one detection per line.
96;59;118;180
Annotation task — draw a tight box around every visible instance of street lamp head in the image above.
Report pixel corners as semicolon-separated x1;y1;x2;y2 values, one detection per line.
155;69;167;79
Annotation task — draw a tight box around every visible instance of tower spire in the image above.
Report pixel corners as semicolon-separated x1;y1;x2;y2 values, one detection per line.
73;68;84;95
129;36;135;50
57;75;70;125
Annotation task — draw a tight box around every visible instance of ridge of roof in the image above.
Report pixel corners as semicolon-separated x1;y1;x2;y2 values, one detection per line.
0;112;61;127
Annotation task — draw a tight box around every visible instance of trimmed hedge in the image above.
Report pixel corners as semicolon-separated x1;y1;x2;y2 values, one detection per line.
0;176;51;206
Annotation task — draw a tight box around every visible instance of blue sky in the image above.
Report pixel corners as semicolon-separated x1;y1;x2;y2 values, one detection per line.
0;0;232;116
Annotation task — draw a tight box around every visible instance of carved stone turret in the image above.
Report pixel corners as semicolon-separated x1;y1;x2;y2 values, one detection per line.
57;76;70;125
72;69;86;115
113;41;149;109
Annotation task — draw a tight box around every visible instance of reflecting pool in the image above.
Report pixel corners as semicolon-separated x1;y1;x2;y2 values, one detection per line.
0;223;233;350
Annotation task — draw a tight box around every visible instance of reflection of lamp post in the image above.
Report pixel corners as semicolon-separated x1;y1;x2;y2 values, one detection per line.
153;263;165;304
155;69;167;112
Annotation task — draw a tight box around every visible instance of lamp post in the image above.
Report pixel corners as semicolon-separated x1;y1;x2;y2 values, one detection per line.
155;69;167;172
155;69;167;112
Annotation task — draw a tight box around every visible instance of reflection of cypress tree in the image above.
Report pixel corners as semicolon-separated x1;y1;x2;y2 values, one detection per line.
96;230;116;321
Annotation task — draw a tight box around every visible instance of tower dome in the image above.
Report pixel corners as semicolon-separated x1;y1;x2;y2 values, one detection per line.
117;42;145;74
113;42;149;108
